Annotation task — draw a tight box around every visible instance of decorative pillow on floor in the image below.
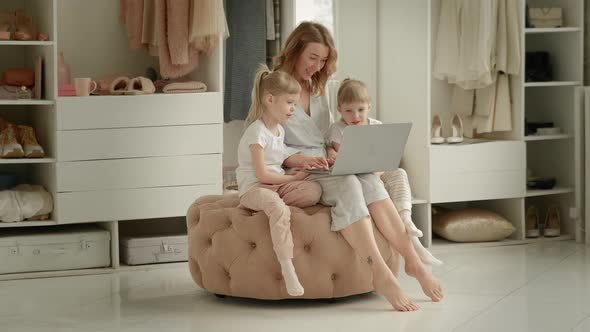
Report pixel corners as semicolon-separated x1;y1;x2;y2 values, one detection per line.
432;208;515;242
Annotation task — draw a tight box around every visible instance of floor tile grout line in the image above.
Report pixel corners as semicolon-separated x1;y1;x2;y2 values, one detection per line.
452;244;579;331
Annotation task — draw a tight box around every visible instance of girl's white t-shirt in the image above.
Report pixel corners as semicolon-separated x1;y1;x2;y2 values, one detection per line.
236;120;298;196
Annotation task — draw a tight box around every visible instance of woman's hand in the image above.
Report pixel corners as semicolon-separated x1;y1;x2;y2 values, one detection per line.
301;156;329;170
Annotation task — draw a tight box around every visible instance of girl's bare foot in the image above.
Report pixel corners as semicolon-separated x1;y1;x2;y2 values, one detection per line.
373;266;419;311
405;262;443;302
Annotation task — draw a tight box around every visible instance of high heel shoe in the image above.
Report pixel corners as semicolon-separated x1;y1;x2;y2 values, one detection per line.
544;206;561;237
525;206;540;238
431;114;445;144
446;113;464;143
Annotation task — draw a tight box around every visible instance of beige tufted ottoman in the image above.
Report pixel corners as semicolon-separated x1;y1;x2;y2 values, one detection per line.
186;194;401;300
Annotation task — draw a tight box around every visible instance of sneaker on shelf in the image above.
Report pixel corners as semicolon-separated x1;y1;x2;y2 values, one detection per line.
544;206;561;237
17;125;44;158
525;206;540;238
0;124;24;158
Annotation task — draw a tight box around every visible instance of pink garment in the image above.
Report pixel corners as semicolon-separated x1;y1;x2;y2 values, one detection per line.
156;0;200;78
239;181;321;261
166;0;190;65
124;0;145;50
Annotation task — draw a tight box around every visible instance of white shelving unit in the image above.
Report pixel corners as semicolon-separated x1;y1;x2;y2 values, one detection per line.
378;0;584;249
0;0;224;280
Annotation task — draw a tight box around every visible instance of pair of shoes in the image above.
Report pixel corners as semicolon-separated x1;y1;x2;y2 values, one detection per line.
0;10;36;41
0;122;44;158
526;206;561;238
431;114;464;144
109;76;156;95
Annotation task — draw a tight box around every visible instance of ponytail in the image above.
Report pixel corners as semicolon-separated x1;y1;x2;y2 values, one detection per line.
245;64;302;126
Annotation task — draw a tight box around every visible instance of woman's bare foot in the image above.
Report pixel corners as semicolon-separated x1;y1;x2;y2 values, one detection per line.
373;266;419;311
405;262;443;302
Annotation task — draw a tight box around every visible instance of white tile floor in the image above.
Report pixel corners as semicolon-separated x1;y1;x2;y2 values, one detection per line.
1;241;589;332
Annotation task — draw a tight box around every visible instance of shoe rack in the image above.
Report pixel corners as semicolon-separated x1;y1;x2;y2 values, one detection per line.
378;0;584;249
0;0;224;280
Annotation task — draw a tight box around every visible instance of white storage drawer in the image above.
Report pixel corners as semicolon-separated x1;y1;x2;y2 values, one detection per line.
57;93;222;130
56;184;221;223
430;141;526;203
120;234;187;265
0;225;110;274
57;154;221;191
57;124;222;161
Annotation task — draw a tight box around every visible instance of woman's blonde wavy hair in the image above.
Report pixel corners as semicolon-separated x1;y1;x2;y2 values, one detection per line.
272;21;337;96
245;64;301;126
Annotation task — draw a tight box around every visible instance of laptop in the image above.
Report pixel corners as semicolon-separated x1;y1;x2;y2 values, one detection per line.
308;123;412;176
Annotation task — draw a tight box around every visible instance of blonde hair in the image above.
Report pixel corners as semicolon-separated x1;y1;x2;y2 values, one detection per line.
337;78;371;106
272;21;337;96
245;64;301;125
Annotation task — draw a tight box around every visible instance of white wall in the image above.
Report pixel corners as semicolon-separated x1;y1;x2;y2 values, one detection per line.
377;0;430;199
57;0;157;80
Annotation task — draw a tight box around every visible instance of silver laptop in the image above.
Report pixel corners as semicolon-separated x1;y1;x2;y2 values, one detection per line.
309;123;412;176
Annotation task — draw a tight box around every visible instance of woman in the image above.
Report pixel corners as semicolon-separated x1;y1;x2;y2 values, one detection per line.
273;22;443;312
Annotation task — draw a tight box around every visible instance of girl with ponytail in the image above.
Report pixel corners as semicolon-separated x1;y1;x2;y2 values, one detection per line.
235;64;322;297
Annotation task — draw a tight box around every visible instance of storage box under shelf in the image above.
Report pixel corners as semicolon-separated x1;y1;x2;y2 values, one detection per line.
0;224;110;274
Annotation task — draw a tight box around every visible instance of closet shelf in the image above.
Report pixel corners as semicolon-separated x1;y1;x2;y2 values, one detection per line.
524;134;572;141
431;234;574;251
0;220;58;228
525;27;581;34
526;187;575;197
524;81;581;87
0;158;55;164
411;198;428;205
0;100;55;106
0;41;53;46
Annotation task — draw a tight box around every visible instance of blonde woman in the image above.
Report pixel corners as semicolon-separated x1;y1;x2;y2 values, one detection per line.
236;64;322;296
273;22;443;311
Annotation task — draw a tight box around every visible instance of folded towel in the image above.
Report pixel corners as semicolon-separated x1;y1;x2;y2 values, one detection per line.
163;81;207;94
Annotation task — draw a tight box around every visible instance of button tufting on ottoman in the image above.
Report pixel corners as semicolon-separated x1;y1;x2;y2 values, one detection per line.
187;194;401;300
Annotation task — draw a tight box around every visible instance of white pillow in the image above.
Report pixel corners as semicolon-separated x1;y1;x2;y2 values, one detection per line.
432;208;515;242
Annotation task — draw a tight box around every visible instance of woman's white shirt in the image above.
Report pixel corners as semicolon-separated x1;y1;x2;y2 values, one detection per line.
283;91;333;158
236;120;297;195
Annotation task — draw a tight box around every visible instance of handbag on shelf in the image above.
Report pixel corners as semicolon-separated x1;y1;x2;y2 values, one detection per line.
528;7;563;28
1;68;35;87
525;51;552;82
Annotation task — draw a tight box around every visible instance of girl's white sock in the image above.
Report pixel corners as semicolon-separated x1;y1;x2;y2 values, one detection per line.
279;259;304;296
399;209;423;238
411;236;443;266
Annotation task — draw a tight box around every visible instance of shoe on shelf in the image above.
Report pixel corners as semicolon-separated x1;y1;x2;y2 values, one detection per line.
17;125;44;158
109;76;130;95
13;10;35;41
446;113;464;143
127;76;156;95
544;206;561;237
0;124;24;158
0;11;14;40
431;114;445;144
525;206;540;238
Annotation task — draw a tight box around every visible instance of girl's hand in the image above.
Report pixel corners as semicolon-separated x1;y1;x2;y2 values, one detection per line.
292;169;310;181
327;150;338;166
302;156;329;170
